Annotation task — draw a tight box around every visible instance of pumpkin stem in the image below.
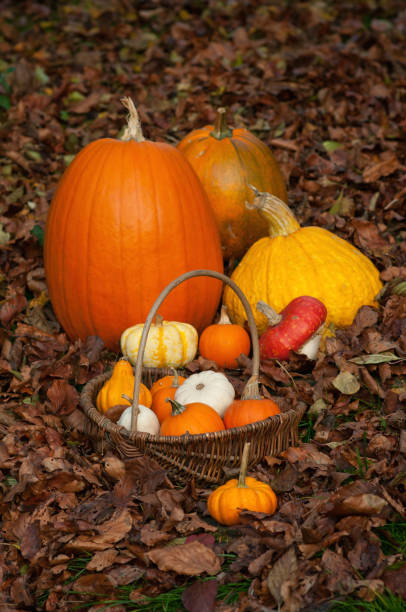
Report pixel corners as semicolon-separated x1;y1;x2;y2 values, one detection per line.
121;97;145;143
168;367;180;388
167;398;186;416
218;305;232;325
241;374;262;400
256;300;282;326
238;442;251;488
210;108;233;140
247;187;300;237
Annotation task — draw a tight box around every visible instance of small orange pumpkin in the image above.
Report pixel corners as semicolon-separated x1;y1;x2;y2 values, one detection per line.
160;399;225;436
223;398;280;429
207;442;277;525
151;370;183;424
198;306;251;369
150;371;186;397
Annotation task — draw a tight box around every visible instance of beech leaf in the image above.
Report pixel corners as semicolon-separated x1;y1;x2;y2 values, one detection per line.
181;579;218;612
147;540;221;576
267;546;298;606
332;371;360;394
350;352;403;365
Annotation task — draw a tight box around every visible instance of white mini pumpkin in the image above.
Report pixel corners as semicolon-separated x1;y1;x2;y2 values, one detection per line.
117;404;160;435
174;370;235;418
120;315;198;368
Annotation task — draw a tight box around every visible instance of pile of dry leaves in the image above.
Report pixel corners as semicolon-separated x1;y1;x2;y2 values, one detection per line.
0;1;405;610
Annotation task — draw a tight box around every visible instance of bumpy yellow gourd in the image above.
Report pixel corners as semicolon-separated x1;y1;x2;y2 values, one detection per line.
223;190;382;335
120;316;198;368
207;442;277;525
96;358;152;413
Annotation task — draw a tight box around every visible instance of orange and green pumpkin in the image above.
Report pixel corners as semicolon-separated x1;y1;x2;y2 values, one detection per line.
177;108;287;260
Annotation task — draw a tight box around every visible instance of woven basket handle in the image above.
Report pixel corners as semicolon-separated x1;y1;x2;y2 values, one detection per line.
130;269;260;431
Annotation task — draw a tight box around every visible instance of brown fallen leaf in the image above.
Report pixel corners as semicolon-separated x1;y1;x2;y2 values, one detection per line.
0;294;27;326
267;546;298;607
20;521;41;560
72;573;115;595
332;370;361;395
181;579;218;612
140;521;172;547
46;379;79;414
86;549;118;571
328;493;388;517
102;453;126;481
66;509;132;552
281;444;333;466
363;153;401;183
383;563;406;599
70;91;101;114
322;549;355;594
147;540;221;576
108;565;145;587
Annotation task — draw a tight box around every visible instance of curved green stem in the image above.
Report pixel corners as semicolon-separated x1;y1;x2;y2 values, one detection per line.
166;398;186;416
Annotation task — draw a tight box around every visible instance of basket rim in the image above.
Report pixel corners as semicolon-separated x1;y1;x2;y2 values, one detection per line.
80;369;305;445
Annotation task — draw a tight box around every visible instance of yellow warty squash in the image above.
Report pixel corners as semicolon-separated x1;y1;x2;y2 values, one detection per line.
96;358;152;413
223;189;382;334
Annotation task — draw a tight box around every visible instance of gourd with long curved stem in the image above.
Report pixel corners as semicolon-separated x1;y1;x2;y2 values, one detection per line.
224;188;382;334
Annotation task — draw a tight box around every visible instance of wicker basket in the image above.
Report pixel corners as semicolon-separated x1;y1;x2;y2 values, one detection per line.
80;269;304;484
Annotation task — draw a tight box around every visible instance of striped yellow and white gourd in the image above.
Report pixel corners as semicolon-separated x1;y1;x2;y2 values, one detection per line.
120;316;198;368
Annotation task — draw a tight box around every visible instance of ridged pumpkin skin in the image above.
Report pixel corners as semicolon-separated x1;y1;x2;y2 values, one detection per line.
44;101;223;351
160;400;225;436
96;359;152;413
150;373;186;397
177;108;287;260
151;385;178;424
121;318;198;368
223;398;280;429
207;476;277;526
223;192;382;334
174;370;235;418
198;307;251;369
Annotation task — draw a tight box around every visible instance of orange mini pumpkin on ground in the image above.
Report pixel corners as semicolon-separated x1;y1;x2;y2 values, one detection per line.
207;442;277;525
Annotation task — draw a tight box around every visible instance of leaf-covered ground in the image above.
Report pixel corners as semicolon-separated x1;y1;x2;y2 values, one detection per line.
1;1;406;611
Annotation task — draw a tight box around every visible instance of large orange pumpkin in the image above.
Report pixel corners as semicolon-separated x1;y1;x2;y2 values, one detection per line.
177;108;287;260
44;99;223;350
